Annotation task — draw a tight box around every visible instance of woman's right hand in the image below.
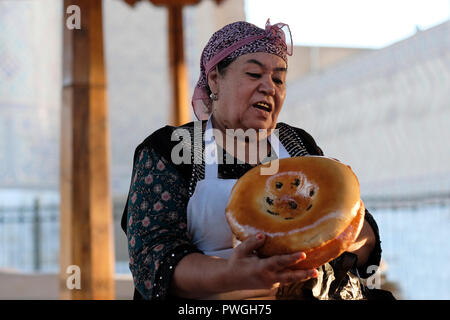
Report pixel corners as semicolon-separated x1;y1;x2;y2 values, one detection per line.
225;233;318;291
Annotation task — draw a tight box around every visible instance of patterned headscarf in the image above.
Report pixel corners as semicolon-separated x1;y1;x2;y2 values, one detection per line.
192;19;293;120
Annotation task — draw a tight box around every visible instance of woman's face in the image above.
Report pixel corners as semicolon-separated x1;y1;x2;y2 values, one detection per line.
209;52;287;132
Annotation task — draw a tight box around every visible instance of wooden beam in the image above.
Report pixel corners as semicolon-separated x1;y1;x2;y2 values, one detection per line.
151;0;201;6
124;0;226;8
168;5;191;126
60;0;115;300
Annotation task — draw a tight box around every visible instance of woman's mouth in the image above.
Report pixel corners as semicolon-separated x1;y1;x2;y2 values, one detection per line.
253;102;272;113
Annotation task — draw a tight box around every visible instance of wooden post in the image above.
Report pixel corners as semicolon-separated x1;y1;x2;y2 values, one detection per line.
168;5;191;126
60;0;115;299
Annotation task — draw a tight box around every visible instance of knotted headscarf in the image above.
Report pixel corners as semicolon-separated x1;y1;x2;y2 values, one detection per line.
192;19;293;120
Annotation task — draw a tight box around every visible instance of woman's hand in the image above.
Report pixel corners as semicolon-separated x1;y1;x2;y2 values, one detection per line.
171;233;318;299
224;233;318;290
346;219;376;267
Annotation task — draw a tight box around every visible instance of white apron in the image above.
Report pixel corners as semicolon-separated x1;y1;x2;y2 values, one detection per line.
187;117;290;299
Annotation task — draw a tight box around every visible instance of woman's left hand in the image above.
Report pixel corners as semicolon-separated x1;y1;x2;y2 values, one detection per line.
346;219;376;267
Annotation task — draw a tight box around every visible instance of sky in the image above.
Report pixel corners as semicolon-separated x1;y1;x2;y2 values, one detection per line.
245;0;450;48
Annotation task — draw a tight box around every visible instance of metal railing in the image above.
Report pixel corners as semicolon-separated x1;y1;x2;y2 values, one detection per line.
0;198;127;273
1;194;449;299
363;191;450;211
0;199;57;272
1;192;449;272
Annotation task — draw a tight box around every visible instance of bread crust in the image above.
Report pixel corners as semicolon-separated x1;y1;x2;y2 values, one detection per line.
290;200;365;269
225;156;365;268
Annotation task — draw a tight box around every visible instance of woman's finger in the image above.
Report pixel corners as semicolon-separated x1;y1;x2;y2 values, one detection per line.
277;269;318;284
234;233;265;257
263;251;306;271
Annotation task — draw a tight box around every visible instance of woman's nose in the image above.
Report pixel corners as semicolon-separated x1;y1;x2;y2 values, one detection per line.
259;76;276;96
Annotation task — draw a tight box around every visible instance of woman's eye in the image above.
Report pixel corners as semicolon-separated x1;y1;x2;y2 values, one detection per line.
273;78;284;85
246;72;261;78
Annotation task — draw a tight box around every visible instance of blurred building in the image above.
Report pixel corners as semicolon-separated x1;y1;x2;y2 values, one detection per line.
0;0;368;198
0;0;375;280
0;0;245;196
282;20;450;200
287;45;373;83
281;21;450;299
0;1;61;191
1;0;449;300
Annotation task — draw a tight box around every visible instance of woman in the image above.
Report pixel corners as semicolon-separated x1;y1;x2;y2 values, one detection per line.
121;20;384;300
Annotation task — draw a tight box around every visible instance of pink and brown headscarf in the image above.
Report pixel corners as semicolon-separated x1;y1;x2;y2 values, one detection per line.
192;19;293;120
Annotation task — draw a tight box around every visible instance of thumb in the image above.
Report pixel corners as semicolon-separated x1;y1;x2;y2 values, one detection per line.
234;233;265;257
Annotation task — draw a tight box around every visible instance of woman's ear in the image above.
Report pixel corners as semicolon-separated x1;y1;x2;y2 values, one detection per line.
207;67;219;96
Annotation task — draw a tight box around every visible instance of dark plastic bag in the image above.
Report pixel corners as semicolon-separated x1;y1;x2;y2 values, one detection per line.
276;252;396;300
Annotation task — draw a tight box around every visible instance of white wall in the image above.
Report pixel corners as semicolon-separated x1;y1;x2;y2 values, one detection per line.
281;21;450;198
0;0;246;196
0;0;61;190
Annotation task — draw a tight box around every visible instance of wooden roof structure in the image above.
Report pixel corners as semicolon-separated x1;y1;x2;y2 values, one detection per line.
60;0;225;299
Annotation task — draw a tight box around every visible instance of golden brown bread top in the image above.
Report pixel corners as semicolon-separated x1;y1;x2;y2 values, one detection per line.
225;156;362;254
